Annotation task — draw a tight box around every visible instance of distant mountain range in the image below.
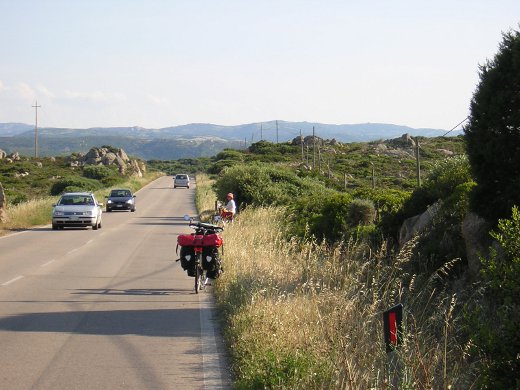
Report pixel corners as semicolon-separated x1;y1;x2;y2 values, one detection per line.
0;121;462;160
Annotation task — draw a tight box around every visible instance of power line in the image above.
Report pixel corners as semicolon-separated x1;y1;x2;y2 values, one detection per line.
442;116;469;137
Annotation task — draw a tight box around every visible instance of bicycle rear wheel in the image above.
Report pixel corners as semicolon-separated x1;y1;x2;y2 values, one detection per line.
195;265;201;293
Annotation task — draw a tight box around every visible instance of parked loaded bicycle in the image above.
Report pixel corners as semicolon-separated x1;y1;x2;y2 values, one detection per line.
176;216;224;293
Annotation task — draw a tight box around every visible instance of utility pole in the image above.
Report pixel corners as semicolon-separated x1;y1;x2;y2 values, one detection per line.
372;163;376;189
260;123;263;141
32;101;41;158
415;137;421;187
276;120;279;144
300;129;304;163
312;126;316;170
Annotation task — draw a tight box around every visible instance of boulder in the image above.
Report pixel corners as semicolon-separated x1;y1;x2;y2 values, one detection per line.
0;182;8;222
101;153;117;166
130;160;143;177
0;149;6;159
462;212;492;279
117;149;130;162
8;152;21;161
436;149;454;156
399;201;442;248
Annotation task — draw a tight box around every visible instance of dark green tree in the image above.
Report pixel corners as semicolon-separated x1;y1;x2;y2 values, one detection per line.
464;28;520;222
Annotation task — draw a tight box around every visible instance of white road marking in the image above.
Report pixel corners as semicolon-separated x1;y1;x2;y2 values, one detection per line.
67;248;78;254
2;275;24;286
199;293;229;389
40;259;56;267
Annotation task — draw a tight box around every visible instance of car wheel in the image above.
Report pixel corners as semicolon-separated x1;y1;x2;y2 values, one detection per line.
106;208;111;212
131;208;136;212
52;224;58;230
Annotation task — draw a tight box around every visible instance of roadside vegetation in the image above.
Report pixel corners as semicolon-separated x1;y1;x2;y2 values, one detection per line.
0;153;163;235
191;29;520;389
196;160;478;388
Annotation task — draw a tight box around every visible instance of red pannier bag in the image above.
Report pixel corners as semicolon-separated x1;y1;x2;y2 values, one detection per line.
203;234;223;247
177;234;195;247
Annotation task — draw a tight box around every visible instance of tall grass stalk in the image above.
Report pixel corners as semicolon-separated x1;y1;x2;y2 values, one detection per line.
211;206;476;389
194;173;218;221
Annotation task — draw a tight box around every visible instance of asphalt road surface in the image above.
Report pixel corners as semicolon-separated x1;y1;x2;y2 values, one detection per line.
0;176;230;389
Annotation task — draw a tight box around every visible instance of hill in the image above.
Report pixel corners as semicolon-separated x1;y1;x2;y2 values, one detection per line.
0;121;461;160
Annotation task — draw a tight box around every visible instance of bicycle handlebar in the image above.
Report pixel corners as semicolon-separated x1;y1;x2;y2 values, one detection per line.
189;221;224;232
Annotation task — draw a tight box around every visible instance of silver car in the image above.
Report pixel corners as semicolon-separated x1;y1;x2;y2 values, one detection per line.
173;174;190;189
52;192;103;230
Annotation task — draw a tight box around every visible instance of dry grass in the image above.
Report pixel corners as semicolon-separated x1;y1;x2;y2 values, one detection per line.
194;173;218;222
194;174;477;389
214;208;476;389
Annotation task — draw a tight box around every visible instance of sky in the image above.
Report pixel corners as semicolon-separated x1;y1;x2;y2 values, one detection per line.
0;1;519;131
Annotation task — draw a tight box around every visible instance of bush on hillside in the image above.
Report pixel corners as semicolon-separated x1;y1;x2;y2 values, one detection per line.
214;163;330;207
467;206;520;388
348;199;376;226
83;165;117;181
289;192;353;241
351;187;410;221
215;149;245;161
50;176;101;195
382;156;473;242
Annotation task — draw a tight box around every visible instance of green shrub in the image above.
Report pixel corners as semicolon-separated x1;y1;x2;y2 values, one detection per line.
208;159;240;174
383;156;473;242
348;198;376;226
50;176;101;195
214;163;329;207
468;206;520;388
290;192;352;241
215;149;245;161
83;165;116;180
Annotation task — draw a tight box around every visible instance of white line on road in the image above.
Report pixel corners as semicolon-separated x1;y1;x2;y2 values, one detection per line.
199;293;230;389
2;275;24;286
67;248;78;254
40;259;56;267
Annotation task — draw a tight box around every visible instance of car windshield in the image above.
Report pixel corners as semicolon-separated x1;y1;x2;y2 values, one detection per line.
59;195;94;206
176;175;187;180
111;190;131;197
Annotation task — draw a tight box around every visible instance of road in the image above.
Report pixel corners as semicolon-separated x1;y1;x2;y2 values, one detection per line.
0;176;230;389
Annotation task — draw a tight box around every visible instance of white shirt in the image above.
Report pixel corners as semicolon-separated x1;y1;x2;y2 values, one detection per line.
225;199;236;213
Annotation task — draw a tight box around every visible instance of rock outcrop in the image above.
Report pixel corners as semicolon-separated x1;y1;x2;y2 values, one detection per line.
462;212;492;279
0;182;8;223
68;147;144;177
399;201;442;248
